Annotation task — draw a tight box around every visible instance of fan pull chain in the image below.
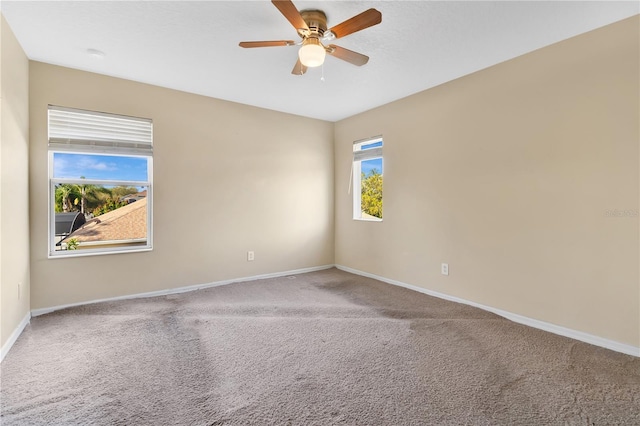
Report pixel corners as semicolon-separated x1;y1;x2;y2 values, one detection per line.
320;63;325;82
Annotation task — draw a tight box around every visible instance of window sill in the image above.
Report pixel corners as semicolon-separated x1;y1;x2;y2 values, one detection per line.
48;246;152;259
353;217;383;222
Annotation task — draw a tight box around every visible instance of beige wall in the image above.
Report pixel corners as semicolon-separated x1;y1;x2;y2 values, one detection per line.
1;15;30;349
29;62;334;310
335;16;640;347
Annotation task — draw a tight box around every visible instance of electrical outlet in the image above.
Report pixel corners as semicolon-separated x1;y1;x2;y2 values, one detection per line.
247;251;255;261
441;263;449;276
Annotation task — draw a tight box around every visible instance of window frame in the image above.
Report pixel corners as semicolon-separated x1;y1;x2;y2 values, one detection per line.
352;136;383;222
47;106;153;258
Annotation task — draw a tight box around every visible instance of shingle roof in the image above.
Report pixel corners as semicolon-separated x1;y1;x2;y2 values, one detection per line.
67;198;147;243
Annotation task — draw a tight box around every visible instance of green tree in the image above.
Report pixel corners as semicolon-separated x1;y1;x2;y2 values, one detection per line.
55;181;118;215
361;169;383;218
110;186;139;199
91;186;138;216
74;177;110;215
92;197;127;216
55;184;81;213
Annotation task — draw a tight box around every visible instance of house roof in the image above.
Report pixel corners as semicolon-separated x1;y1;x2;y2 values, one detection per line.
67;198;147;243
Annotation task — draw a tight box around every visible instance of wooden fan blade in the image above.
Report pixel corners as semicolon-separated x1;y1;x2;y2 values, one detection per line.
329;8;381;39
239;40;295;48
327;45;369;66
291;58;308;75
272;0;309;32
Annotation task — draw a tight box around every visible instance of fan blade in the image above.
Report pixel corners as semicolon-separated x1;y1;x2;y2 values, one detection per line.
272;0;309;32
327;45;369;66
291;58;308;75
329;8;382;39
239;40;295;48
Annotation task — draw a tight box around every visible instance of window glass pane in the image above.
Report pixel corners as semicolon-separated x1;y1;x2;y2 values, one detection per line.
353;138;383;221
360;158;383;220
49;106;152;257
53;153;148;181
53;184;148;252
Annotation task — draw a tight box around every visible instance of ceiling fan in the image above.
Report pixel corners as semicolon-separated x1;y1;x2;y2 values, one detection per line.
239;0;382;75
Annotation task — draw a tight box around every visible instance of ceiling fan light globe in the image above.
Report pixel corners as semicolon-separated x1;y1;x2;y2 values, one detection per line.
299;40;326;67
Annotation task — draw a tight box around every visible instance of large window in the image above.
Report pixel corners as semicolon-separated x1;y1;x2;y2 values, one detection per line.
352;137;383;221
48;106;153;257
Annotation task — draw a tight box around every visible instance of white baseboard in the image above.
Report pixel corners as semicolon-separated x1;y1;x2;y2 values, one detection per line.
336;264;640;358
1;312;31;362
31;264;335;317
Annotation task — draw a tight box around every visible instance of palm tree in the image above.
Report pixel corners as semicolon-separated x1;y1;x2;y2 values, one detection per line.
55;184;79;213
74;178;110;215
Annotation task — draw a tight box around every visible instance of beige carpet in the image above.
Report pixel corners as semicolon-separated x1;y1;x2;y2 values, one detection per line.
1;268;638;425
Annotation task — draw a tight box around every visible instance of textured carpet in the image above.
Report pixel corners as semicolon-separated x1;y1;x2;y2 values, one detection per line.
1;268;638;425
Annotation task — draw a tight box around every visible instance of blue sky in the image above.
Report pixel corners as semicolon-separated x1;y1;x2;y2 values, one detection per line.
53;153;148;181
362;158;383;176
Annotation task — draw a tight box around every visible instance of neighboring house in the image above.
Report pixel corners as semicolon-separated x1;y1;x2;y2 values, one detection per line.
121;190;147;204
62;198;147;249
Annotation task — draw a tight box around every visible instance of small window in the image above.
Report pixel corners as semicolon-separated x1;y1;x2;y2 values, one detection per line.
352;137;383;221
48;106;153;257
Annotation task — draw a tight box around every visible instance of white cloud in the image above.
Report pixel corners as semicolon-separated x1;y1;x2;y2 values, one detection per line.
76;156;117;172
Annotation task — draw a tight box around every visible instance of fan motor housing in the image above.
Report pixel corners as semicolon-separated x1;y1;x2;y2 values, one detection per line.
299;10;327;37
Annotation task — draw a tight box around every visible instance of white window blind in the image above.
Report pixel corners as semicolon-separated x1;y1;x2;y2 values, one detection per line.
353;146;383;162
48;105;153;154
353;137;382;162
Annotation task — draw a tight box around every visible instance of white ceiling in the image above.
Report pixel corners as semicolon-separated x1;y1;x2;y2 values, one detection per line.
2;1;638;122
